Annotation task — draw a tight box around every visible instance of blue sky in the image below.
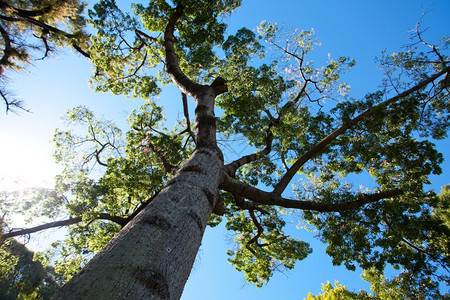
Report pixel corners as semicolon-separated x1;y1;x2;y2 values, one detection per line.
0;0;449;299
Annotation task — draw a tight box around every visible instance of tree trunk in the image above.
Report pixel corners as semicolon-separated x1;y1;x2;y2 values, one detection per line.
51;88;223;299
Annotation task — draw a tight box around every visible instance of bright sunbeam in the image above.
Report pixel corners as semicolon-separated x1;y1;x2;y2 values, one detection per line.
0;137;58;192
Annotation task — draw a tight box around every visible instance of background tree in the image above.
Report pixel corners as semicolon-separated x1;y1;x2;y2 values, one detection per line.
0;0;88;112
0;219;64;300
1;0;449;299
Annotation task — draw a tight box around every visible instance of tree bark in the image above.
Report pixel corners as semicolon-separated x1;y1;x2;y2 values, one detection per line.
51;5;230;298
51;146;223;300
52;80;223;299
48;3;228;296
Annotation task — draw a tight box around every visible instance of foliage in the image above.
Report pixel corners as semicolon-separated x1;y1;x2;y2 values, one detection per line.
1;0;449;297
223;193;312;287
0;0;89;112
87;0;242;98
0;227;64;299
305;281;371;300
305;267;449;299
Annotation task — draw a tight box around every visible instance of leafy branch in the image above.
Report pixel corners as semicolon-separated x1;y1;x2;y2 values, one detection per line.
273;66;450;195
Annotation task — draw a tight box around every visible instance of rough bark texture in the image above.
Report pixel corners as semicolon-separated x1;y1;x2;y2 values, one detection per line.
51;5;227;299
52;75;224;299
51;147;223;300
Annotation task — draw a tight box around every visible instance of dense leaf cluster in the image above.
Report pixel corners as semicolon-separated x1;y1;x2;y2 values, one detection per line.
0;231;63;300
0;0;89;112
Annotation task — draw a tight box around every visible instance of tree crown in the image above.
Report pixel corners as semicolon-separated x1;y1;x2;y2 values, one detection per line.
1;0;449;298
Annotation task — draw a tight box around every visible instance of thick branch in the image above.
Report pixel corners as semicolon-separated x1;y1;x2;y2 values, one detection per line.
0;23;12;70
94;148;108;167
220;173;403;212
233;192;270;214
71;43;90;58
273;66;450;195
2;213;127;239
0;1;52;17
135;29;159;44
209;76;228;96
163;5;202;97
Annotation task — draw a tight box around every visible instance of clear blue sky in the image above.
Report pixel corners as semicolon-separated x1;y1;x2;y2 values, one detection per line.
0;0;449;299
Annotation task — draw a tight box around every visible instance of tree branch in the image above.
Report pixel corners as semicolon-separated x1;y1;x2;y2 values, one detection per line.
246;209;264;255
224;117;275;176
220;173;403;212
233;192;270;214
163;5;203;98
382;211;449;273
273;66;450;195
71;43;90;58
0;1;90;59
125;190;161;223
135;29;159;44
2;213;127;239
414;15;447;68
147;142;178;174
180;92;196;144
0;23;12;71
224;83;309;176
0;1;52;18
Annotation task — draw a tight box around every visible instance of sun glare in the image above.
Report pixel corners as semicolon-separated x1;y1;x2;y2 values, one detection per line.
0;137;59;192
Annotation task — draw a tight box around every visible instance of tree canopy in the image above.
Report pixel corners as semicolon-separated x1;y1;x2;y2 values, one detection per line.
0;0;89;112
0;224;64;300
1;0;449;298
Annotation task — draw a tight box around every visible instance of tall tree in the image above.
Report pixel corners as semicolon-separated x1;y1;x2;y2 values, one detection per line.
1;0;449;298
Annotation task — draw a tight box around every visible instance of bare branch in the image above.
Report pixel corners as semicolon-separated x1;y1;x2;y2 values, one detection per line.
2;213;128;239
0;86;29;113
180;92;196;144
415;15;447;68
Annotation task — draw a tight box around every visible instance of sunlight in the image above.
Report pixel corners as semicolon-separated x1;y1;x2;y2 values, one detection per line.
0;137;59;192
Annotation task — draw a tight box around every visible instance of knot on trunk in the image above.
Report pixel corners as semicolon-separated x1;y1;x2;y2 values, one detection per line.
210;76;228;95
